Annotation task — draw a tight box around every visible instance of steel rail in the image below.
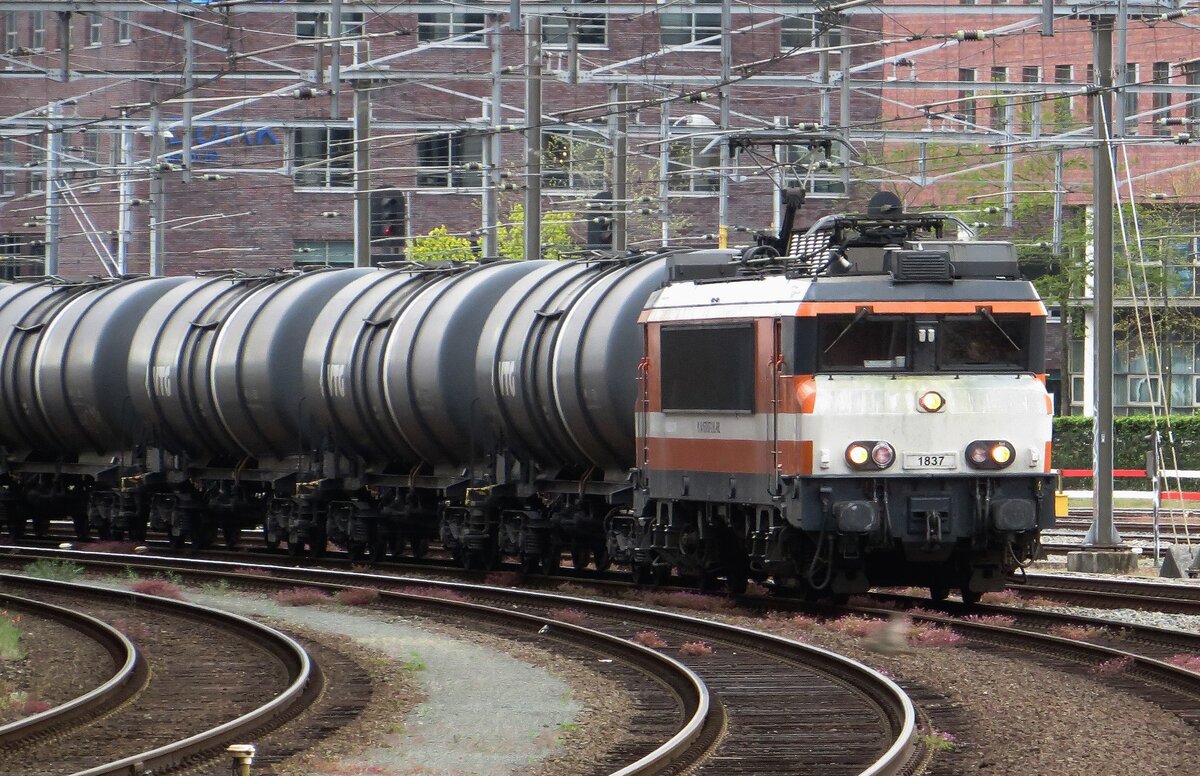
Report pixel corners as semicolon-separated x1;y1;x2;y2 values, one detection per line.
0;593;145;750
0;574;316;776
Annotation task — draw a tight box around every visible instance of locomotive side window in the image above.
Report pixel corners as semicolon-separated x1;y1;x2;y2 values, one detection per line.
817;314;910;371
660;324;755;412
939;314;1028;370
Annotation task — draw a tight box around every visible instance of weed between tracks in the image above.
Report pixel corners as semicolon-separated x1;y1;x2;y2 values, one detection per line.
0;611;24;660
22;558;84;582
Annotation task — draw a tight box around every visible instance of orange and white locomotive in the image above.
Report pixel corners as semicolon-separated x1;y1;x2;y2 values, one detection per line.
626;210;1055;600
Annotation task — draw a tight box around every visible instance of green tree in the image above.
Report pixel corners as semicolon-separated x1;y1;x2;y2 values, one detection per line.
409;225;475;263
497;203;578;260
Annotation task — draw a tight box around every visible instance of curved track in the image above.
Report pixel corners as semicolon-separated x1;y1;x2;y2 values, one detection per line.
0;547;918;776
0;573;318;776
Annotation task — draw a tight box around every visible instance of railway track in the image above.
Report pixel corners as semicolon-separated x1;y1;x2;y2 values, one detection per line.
0;546;919;776
850;591;1200;735
1009;572;1200;615
0;573;318;776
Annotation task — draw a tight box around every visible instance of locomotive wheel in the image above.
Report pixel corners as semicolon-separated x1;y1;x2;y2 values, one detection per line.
519;553;539;575
592;543;611;572
651;564;671;587
369;536;388;563
169;532;187;550
72;514;91;541
111;528;126;542
570;546;590;572
960;588;983;606
286;539;304;557
929;585;950;602
262;525;281;551
33;514;51;539
541;549;561;575
630;562;652;585
410;537;429;559
348;542;367;563
309;537;327;560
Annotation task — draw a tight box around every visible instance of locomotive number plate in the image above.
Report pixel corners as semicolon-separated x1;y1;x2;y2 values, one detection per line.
902;453;957;470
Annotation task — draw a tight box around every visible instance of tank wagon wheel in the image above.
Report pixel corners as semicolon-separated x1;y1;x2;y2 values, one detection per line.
369;537;388;563
929;585;950;602
5;517;24;542
33;514;51;540
960;588;983;606
519;553;539;575
724;574;749;597
169;532;187;550
262;526;280;552
409;536;429;559
221;518;240;550
286;539;304;558
72;514;90;541
541;549;561;575
570;546;590;572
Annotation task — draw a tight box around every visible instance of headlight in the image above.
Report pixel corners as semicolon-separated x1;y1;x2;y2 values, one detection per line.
917;390;945;413
966;440;1015;470
846;441;895;470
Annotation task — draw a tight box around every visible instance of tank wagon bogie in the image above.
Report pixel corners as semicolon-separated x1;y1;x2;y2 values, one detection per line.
0;204;1055;602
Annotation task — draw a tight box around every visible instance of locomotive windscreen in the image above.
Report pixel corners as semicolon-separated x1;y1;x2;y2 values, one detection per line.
938;314;1029;370
661;324;755;411
809;312;1035;373
817;314;909;370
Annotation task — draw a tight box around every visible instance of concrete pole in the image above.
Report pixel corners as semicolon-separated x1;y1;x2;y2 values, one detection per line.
718;0;731;248
149;85;165;276
43;101;61;275
660;101;671;246
353;84;371;267
1003;98;1015;227
1085;15;1121;548
118;115;134;275
482;16;501;258
57;12;70;82
1052;149;1064;256
523;15;542;261
610;84;627;254
839;22;851;192
182;13;194;183
1114;0;1128;137
330;0;342;118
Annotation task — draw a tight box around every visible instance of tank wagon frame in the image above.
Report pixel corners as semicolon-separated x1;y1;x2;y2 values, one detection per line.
0;202;1055;601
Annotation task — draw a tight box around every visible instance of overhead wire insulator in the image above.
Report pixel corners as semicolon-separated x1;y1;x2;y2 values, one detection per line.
953;30;988;41
1175;133;1192;145
1158;9;1190;21
319;211;340;218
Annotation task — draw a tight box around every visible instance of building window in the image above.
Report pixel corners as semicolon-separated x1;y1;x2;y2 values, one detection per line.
86;13;102;46
543;0;607;47
115;11;131;43
1128;375;1162;406
27;144;44;194
780;145;845;197
1122;63;1139;134
417;0;485;44
3;12;17;53
1086;64;1095;122
0;139;14;196
989;66;1008;131
78;130;102;179
416;133;483;187
1053;64;1073;129
31;11;44;50
668;136;720;192
1153;61;1171;134
661;0;721;47
543;129;606;190
294;239;354;267
297;0;364;40
781;10;843;51
957;67;977;126
1185;61;1200;122
0;234;43;280
292;127;353;188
